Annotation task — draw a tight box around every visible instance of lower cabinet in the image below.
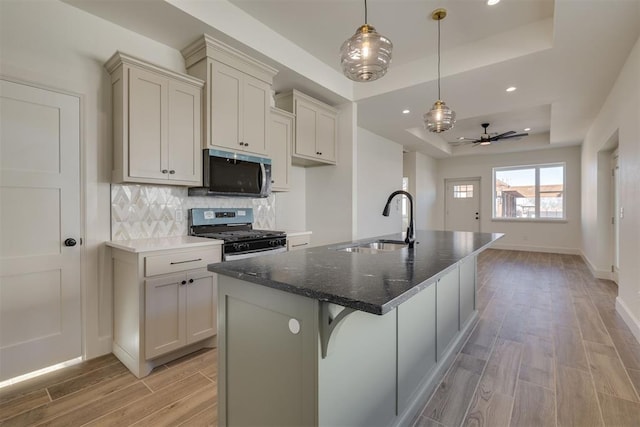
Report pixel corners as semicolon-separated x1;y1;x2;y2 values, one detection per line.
459;256;476;328
436;267;461;360
110;243;221;378
287;232;312;251
145;268;217;359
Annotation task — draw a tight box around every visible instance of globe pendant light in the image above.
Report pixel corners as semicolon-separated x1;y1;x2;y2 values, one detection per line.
424;8;456;133
340;0;393;82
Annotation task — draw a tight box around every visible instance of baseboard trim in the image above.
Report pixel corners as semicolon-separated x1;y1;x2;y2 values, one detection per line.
579;250;613;280
615;297;640;345
491;243;580;255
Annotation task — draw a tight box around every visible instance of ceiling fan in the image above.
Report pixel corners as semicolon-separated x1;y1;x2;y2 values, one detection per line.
454;123;529;146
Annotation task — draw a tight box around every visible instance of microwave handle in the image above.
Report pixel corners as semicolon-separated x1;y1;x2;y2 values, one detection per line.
260;162;266;189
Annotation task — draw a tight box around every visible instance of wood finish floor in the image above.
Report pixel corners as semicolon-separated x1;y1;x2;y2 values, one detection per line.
1;249;639;426
416;249;640;427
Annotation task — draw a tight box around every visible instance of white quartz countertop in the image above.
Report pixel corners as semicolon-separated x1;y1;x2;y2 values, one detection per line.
106;236;223;253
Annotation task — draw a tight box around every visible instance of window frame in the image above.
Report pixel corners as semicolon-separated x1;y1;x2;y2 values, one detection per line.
492;162;566;222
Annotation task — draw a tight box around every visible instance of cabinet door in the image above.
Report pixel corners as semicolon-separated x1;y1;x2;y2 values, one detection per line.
316;109;337;163
294;99;318;158
145;273;186;359
397;283;436;412
436;267;460;360
242;76;269;155
167;80;201;185
269;110;292;191
210;61;242;151
128;67;168;180
459;256;476;328
185;269;217;344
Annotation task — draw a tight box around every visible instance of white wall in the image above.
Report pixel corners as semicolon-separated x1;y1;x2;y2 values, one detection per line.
355;128;403;240
275;166;306;231
305;102;357;246
581;36;640;340
0;0;189;358
404;151;439;231
436;146;582;253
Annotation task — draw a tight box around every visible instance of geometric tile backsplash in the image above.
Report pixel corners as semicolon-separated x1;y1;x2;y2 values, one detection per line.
111;184;276;240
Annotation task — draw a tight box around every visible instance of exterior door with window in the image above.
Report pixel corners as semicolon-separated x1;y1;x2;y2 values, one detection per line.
0;79;82;381
445;179;480;232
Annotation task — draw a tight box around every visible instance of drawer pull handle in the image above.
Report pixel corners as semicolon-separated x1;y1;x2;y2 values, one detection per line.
292;242;309;247
170;258;202;265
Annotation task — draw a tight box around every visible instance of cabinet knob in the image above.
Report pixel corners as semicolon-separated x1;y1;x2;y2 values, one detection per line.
181;280;187;285
188;278;194;284
162;169;168;174
64;238;77;247
169;170;175;174
244;143;249;147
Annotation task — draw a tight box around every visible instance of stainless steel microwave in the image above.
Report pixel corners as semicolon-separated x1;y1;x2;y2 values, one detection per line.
188;149;272;198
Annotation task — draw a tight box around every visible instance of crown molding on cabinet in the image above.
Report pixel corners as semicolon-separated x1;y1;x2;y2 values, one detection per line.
104;51;204;88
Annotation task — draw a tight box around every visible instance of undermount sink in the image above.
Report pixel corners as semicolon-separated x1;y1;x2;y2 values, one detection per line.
337;239;407;253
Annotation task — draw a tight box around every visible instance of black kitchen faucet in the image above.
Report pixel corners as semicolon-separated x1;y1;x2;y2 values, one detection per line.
382;190;415;248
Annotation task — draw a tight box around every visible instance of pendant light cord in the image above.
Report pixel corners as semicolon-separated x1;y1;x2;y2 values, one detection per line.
437;17;441;100
364;0;368;24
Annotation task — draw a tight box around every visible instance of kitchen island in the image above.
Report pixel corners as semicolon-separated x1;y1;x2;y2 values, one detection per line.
209;230;502;426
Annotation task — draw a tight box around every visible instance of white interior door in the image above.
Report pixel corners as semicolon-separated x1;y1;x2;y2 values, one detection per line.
0;79;82;381
445;178;481;232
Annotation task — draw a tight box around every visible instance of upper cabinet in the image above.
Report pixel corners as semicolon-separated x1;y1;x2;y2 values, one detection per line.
276;90;338;166
105;52;204;186
269;108;294;192
182;35;278;157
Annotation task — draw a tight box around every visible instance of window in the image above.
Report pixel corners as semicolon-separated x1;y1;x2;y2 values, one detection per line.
453;184;474;198
493;163;565;220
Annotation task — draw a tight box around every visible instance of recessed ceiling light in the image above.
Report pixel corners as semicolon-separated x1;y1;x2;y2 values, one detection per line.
458;137;465;140
524;127;531;131
487;0;500;5
402;109;410;114
506;86;517;92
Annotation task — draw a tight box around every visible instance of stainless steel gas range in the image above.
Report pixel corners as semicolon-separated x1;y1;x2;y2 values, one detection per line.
188;208;286;261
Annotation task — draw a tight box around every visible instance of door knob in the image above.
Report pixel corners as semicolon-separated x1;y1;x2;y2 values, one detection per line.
64;238;77;247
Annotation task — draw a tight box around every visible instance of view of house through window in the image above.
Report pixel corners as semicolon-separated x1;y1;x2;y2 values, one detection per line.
493;164;565;219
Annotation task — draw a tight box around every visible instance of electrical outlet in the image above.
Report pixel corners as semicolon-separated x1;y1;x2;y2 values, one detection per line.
620;206;624;219
175;209;184;222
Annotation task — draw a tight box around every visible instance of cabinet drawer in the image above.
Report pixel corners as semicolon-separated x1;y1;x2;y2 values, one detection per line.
145;247;221;276
287;234;311;251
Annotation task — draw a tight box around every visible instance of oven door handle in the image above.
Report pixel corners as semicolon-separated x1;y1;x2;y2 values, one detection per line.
224;246;287;261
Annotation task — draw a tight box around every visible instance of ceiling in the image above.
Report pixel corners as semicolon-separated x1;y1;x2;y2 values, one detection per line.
64;0;640;158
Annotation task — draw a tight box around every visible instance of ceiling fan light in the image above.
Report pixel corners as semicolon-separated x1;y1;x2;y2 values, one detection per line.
480;141;491;146
340;24;393;82
424;100;456;133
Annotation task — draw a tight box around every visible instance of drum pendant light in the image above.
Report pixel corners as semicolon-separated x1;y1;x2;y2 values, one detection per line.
424;8;456;133
340;0;393;82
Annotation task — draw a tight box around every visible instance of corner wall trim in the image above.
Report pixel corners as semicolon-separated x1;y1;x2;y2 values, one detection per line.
579;250;613;280
615;297;640;345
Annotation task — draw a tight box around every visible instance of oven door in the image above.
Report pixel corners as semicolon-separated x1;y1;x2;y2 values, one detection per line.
224;246;287;261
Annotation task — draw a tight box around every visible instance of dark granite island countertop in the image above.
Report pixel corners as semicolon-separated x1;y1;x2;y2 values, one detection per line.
208;230;502;315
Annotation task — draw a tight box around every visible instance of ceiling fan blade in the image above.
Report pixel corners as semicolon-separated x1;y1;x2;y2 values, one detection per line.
491;131;516;140
497;132;529;140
